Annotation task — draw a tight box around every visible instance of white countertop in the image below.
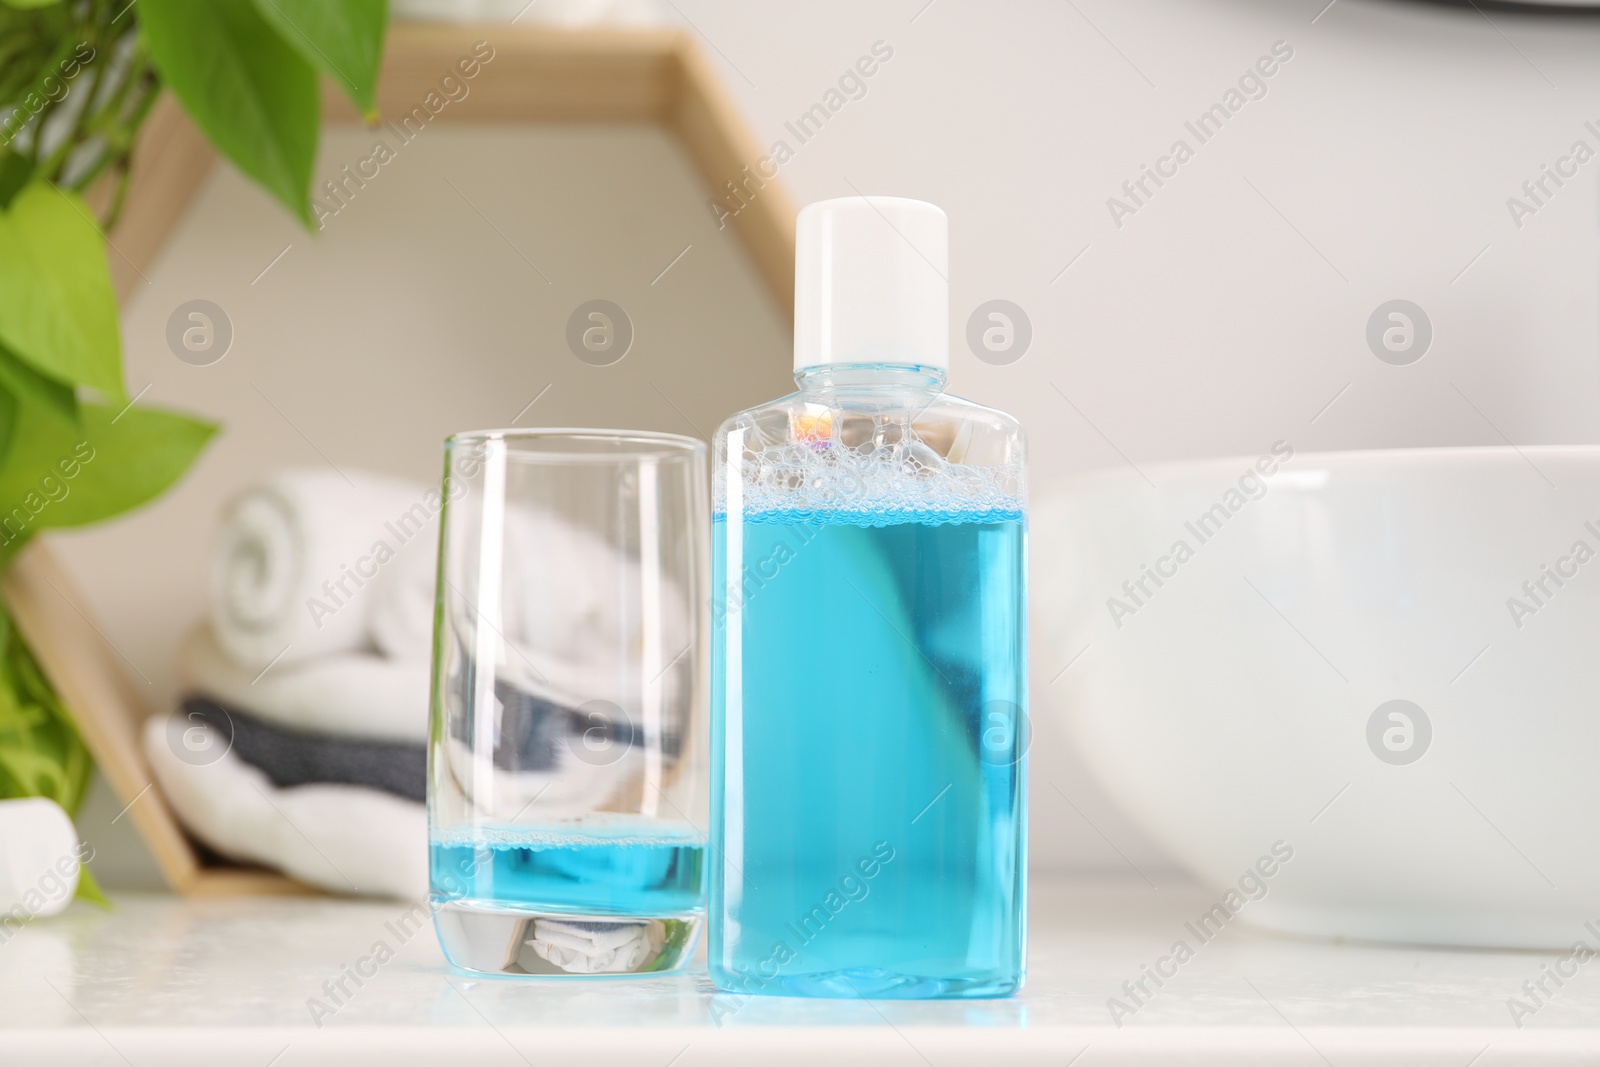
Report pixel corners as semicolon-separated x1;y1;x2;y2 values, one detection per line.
1;875;1596;1065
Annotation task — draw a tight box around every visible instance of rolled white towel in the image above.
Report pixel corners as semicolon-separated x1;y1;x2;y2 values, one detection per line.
178;625;430;744
209;469;441;671
143;715;426;899
367;541;440;663
439;504;693;707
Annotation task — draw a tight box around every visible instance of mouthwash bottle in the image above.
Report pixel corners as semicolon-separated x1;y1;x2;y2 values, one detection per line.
709;197;1027;999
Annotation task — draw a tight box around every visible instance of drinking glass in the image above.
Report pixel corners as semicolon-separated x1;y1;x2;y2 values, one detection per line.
428;428;708;976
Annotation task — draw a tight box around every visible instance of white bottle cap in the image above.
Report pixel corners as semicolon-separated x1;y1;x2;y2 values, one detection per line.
0;797;80;916
794;196;948;372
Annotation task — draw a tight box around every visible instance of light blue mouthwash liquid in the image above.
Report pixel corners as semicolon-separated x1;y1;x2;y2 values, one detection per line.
710;509;1027;999
430;820;705;918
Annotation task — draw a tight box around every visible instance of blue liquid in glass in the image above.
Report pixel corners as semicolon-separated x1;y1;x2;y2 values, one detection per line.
431;823;705;917
710;510;1027;998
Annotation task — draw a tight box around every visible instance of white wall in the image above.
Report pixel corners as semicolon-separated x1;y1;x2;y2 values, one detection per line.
675;0;1599;467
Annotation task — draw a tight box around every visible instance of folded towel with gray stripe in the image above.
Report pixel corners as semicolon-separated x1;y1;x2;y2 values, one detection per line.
143;716;425;899
152;465;673;897
149;466;443;897
179;696;425;802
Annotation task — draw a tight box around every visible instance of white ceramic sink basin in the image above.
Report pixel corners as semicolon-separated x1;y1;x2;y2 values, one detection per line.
1034;445;1600;949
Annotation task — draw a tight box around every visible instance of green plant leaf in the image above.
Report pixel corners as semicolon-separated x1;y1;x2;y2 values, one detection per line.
249;0;387;121
7;625;80;766
0;153;33;211
138;0;320;227
0;744;66;800
0;400;216;558
0;613;106;906
0;387;16;470
0;184;125;403
0;343;75;425
74;864;109;908
0;0;64;8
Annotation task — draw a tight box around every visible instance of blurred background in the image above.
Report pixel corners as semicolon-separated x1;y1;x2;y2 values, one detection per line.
55;0;1600;886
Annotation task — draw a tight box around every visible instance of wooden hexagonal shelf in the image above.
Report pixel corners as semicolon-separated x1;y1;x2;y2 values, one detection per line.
0;22;796;897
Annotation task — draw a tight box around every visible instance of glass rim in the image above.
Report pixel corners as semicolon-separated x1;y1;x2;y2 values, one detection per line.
443;427;707;460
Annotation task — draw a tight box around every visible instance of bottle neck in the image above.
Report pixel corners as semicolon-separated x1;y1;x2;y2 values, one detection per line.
794;362;946;394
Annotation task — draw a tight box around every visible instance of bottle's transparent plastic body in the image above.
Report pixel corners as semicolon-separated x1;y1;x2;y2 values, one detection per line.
709;363;1028;999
